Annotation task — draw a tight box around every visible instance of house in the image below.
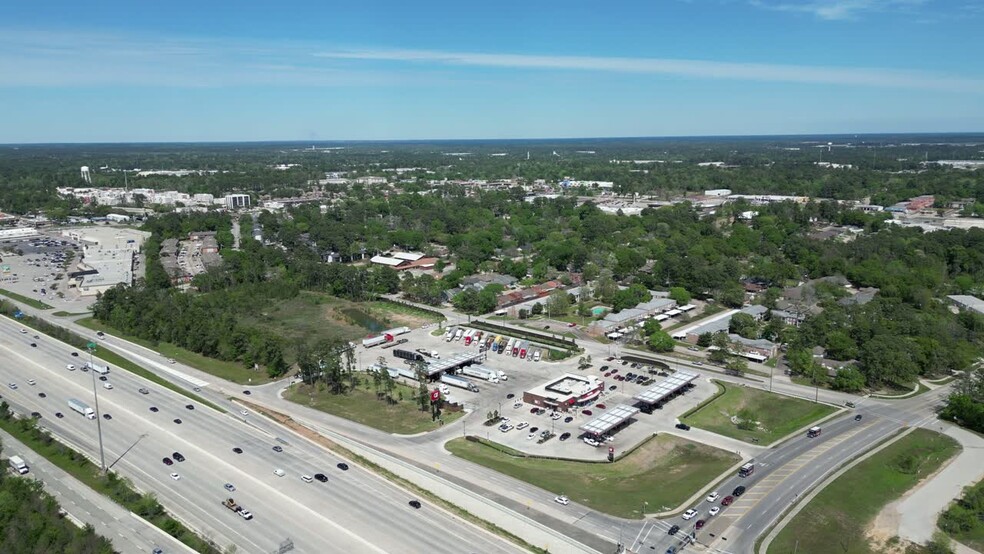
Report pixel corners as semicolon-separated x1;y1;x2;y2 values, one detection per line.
461;273;518;289
770;309;806;326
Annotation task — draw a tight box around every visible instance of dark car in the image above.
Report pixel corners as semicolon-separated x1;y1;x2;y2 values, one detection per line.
696;519;706;529
675;423;691;431
609;385;617;391
149;406;159;412
530;427;539;433
733;486;746;497
337;462;349;471
604;372;612;377
31;411;41;418
30;342;37;347
38;392;46;398
600;365;609;371
408;500;422;509
621;361;628;365
611;368;619;373
272;445;283;453
70;352;79;357
102;413;112;420
564;416;574;423
559;432;571;441
185;404;194;410
162;457;173;466
721;495;734;506
314;473;328;482
242;390;251;395
596;403;607;409
530;407;539;414
172;452;185;462
232;447;243;454
55;412;64;418
855;414;863;421
668;525;680;535
506;393;515;399
626;373;635;379
582;410;593;416
99;375;108;382
173;418;182;424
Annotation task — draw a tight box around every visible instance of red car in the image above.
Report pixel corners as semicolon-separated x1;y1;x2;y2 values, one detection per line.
162;457;173;466
567;322;576;327
530;407;539;414
611;368;619;373
596;403;607;410
721;496;734;506
604;372;612;377
582;410;593;416
696;519;706;529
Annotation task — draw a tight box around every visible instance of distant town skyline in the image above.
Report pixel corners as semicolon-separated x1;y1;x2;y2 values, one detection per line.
1;0;982;143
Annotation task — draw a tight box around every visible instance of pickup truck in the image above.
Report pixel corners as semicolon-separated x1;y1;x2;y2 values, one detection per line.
222;498;254;520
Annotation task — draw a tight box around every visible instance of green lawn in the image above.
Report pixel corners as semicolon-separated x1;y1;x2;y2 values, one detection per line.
446;434;739;518
76;317;271;386
769;428;961;554
52;310;91;317
0;288;53;310
682;380;837;444
284;382;462;435
365;300;445;326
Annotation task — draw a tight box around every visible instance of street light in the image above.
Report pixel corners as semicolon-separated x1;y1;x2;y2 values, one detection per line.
86;341;107;473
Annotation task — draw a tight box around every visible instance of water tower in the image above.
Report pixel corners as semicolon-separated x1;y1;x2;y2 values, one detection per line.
80;166;92;184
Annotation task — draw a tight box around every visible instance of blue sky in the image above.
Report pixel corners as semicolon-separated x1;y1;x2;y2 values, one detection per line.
1;0;982;142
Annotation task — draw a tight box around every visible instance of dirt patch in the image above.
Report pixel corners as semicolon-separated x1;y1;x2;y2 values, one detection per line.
867;500;908;553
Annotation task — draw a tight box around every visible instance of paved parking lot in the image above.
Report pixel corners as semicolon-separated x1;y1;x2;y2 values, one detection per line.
0;233;92;310
363;324;719;460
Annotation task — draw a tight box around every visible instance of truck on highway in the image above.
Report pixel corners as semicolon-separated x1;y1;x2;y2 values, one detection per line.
222;498;254;520
8;455;29;475
84;362;110;375
440;373;479;393
459;365;498;383
68;398;96;419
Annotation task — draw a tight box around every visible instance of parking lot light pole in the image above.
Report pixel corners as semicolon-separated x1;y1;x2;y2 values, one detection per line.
87;342;107;473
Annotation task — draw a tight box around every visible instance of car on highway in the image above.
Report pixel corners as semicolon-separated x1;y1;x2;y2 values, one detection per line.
232;447;243;454
567;322;576;327
408;500;422;509
162;457;173;466
855;414;863;421
301;475;313;483
138;388;149;395
675;423;691;431
169;473;180;480
314;473;328;482
559;432;571;441
99;375;108;382
242;390;251;395
273;469;285;477
102;413;112;420
336;462;349;471
668;525;680;535
733;486;746;497
721;495;734;506
31;411;41;419
70;352;78;357
55;412;63;418
240;410;249;417
66;364;76;370
706;492;719;503
696;519;706;529
172;452;185;462
708;506;720;516
38;392;46;398
682;509;698;520
19;328;26;334
272;445;283;452
554;495;570;505
153;547;163;554
173;418;182;424
8;383;17;390
102;383;113;390
149;406;159;412
27;379;36;386
185;404;194;410
224;483;236;492
30;343;37;347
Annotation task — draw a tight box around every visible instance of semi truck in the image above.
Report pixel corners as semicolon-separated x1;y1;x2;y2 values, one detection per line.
503;338;514;355
459;365;498;383
519;341;529;359
68;398;96;419
416;348;440;359
362;335;387;348
454;329;463;341
512;340;521;357
445;327;456;342
84;362;110;375
439;373;479;393
8;455;29;475
393;349;425;363
463;329;474;346
222;498;254;520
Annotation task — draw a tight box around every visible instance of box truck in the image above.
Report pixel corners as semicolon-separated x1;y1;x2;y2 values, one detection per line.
68;398;96;419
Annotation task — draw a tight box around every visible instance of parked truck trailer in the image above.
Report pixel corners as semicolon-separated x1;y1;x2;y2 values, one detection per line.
459;365;498;383
393;349;425;362
440;373;479;393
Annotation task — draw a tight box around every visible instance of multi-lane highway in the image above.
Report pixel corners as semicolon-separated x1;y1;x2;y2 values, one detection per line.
0;317;524;554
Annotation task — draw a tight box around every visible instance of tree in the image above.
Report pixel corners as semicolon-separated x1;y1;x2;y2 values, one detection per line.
729;312;759;339
647;330;675;352
696;333;713;347
668;287;691;305
725;356;748;376
546;289;570;317
736;408;757;430
832;366;866;392
717;283;746;308
531;302;544;316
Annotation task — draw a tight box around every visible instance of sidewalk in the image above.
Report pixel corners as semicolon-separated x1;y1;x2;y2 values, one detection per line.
0;428;193;554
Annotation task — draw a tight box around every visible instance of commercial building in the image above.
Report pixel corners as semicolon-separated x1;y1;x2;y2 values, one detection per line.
225;194;251;209
948;295;984;316
523;374;605;412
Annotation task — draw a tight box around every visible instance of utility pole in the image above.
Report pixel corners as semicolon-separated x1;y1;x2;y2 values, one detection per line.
87;342;107;473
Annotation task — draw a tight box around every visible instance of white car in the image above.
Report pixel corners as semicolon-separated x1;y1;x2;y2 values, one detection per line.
706;492;720;503
499;424;514;433
516;421;530;430
527;433;536;440
301;475;313;483
19;328;27;334
169;473;180;481
66;364;76;371
708;506;720;517
7;383;17;390
583;437;600;447
103;383;113;390
224;483;236;492
551;412;562;420
513;402;522;409
554;495;570;505
167;358;176;364
682;509;699;520
27;379;36;386
273;469;285;477
240;410;249;417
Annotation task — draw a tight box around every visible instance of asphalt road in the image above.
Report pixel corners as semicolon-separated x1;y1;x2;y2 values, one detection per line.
0;318;523;554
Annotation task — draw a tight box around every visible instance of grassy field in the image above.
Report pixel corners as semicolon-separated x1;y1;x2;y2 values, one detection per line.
52;310;91;317
682;380;837;444
446;434;739;518
768;428;961;554
284;382;463;435
0;288;53;309
76;317;271;386
364;300;444;327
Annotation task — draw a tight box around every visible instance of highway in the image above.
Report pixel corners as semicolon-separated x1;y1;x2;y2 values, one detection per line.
0;317;524;554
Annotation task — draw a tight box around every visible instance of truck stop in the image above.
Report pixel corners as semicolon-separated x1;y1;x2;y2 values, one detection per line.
579;405;640;438
633;370;699;408
422;352;485;377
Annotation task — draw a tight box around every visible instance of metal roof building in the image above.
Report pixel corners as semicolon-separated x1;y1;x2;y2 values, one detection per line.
422;352;485;377
579;405;640;437
634;371;700;406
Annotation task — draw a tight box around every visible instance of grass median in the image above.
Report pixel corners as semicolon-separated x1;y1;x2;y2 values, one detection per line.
768;428;960;554
76;317;271;386
0;288;53;310
285;382;463;435
446;434;739;518
682;379;837;444
0;409;220;553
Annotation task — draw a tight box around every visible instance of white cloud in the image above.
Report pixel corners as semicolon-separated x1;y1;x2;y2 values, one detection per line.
750;0;930;20
315;48;984;93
